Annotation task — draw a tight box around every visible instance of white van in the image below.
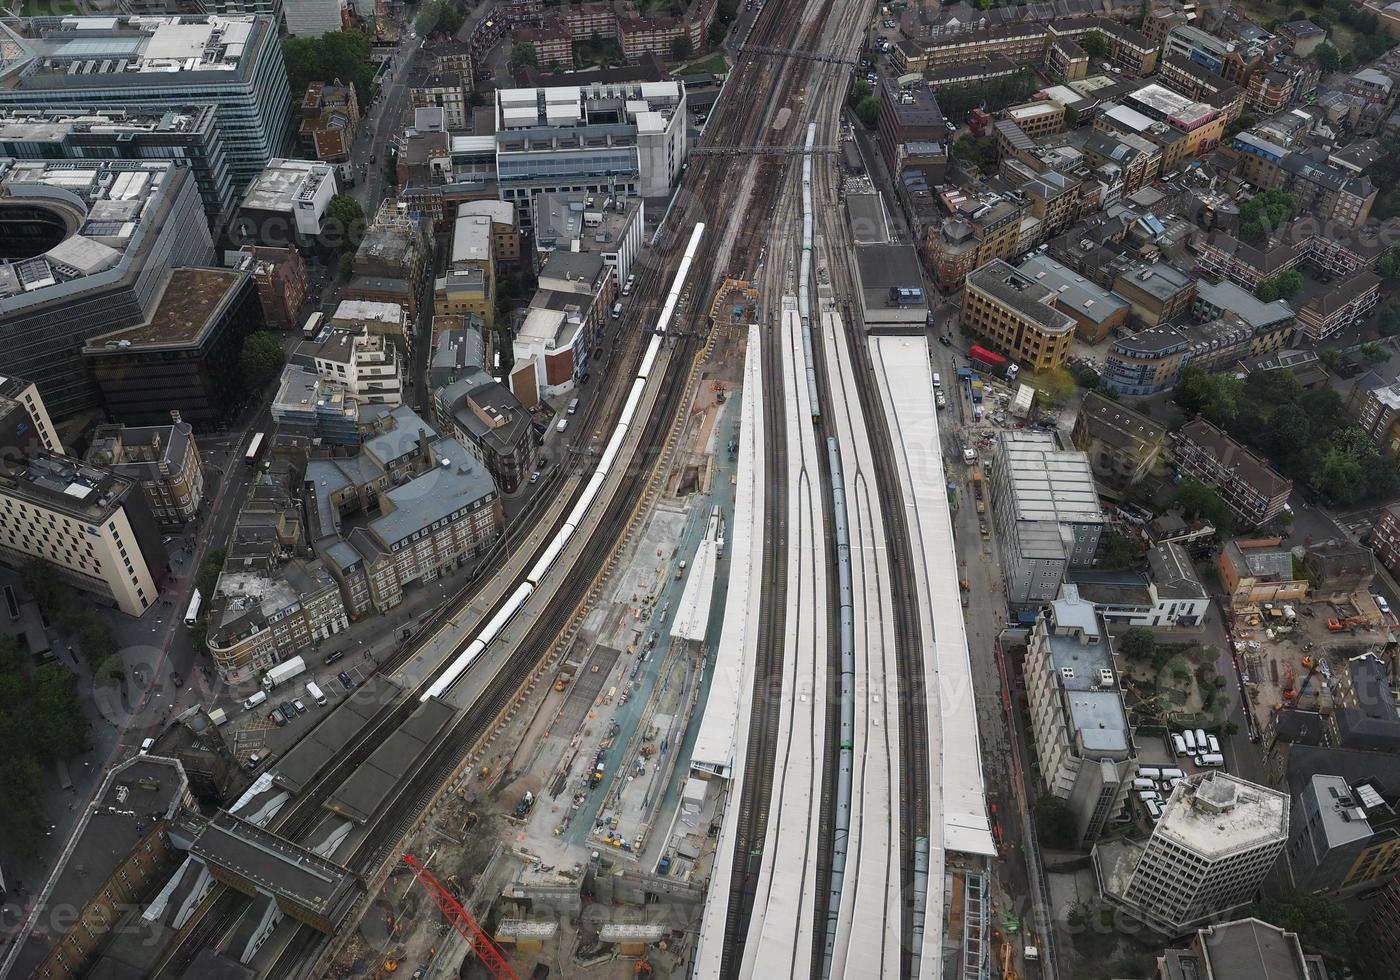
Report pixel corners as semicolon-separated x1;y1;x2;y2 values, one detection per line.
1138;766;1161;780
305;680;327;707
1171;733;1187;756
1161;767;1184;780
1206;734;1220;754
1193;728;1208;751
932;372;941;388
1181;730;1197;752
556;418;568;433
244;690;268;710
1131;777;1157;790
1146;799;1163;821
1136;789;1160;802
611;302;623;319
568;398;580;416
1197;752;1225;767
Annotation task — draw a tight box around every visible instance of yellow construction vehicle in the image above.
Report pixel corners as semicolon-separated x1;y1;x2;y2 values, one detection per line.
1000;941;1019;980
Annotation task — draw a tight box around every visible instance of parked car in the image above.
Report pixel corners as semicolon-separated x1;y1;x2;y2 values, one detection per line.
323;650;344;666
339;670;356;690
293;698;307;713
269;709;287;727
139;737;155;755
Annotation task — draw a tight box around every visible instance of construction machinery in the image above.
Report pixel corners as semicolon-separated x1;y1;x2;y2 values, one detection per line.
403;854;518;980
1281;667;1298;708
1000;941;1019;980
1328;616;1371;632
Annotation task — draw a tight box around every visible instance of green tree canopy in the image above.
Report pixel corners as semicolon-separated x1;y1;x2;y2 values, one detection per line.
325;193;365;253
282;31;376;105
1315;42;1341;72
1173;479;1233;534
509;42;538;71
1119;627;1157;662
1238;189;1296;244
1034;794;1078;849
670;35;693;61
1099;532;1142;570
239;331;286;394
1254;893;1356;966
855;95;879;128
1081;29;1109;59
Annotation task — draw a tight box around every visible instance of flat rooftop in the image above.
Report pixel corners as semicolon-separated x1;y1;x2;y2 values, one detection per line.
1158;771;1288;858
86;268;242;348
273;676;401;794
242;158;333;212
997;430;1103;525
323;697;458;823
0;449;133;520
6;15;264;82
190;809;360;925
968;260;1076;335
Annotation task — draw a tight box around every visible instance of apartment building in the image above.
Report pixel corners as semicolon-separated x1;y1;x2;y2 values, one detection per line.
84;421;205;530
308;409;504;615
294;328;404;407
1048;18;1161;75
1191;227;1303;290
924;192;1026;290
1156;54;1247;125
1024;588;1136;846
1345;68;1395;106
0;104;235;233
1110;259;1196;326
495;79;686;225
299;81;359;163
1296;270;1381;341
962;259;1076;371
349;204;431;317
410;72;470;129
0;16;291;193
1082;129;1162;194
989;430;1104;612
1046;36;1090;81
1232;131;1377;230
1164;24;1264;85
0;452;167;616
1174;418;1293;527
1371;505;1400;576
1095;771;1288;933
329;300;412;350
236;243;310;331
1071;392;1165;486
272;367;361;446
893;22;1051;72
434;367;536;495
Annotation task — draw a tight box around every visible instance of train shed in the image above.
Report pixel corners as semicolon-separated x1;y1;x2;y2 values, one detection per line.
322;697;458;823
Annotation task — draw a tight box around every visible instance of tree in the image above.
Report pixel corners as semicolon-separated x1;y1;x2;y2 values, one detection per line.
670;35;694;61
239;331;286;394
1173;479;1232;534
1029;367;1076;406
1238;188;1296;244
1377;302;1400;337
954;135;999;170
1254;893;1356;965
1082;29;1109;59
1256;279;1280;302
1274;269;1303;298
1224;720;1239;736
1120;627;1157;662
855;96;879;128
1379;244;1400;282
283;31;377;105
1264;403;1312;468
324;193;365;253
708;18;727;47
1034;794;1078;849
337;252;355;281
1315;42;1341;72
509;42;538;71
77;618;118;668
32;666;91;761
849;78;872;106
1063;104;1079;127
1099;532;1141;569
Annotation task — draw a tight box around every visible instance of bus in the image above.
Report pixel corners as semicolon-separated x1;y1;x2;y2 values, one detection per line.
3;584;18;621
302;311;324;340
184;589;203;627
244;432;266;467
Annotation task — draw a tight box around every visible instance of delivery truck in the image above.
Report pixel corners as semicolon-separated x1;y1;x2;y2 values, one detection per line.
262;655;307;691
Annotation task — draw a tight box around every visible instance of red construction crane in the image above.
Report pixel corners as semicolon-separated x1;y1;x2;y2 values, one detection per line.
402;854;519;980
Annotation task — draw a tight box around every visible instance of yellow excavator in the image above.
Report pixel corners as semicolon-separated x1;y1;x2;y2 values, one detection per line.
1000;942;1019;980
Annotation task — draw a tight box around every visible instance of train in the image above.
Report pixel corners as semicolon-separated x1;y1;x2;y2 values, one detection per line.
420;221;708;703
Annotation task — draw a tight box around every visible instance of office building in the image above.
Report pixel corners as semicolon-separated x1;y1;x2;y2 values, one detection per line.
1110;259;1196;326
1345;68;1394;106
0;16;291;194
0;158;214;419
0;451;168;616
271;366;361;446
328;299;411;349
495;79;686;225
989;430;1105;612
1071;391;1165;487
1286;773;1400;898
0;104;234;233
434;365;536;495
0;756;190;980
1024;588;1135;846
293;326;404;406
1173;418;1292;526
877;77;945;175
1096;771;1288;933
428;318;487;388
1016;254;1130;343
1153;918;1330;980
82;267;265;428
854;244;927;330
236;242;310;331
206;554;347;684
458;200;523;270
0;375;62;459
306;407;504;615
1068;541;1209;628
533;192;644;283
511;250;614;404
284;0;345;36
1329;654;1400;752
299;81;359;162
923;192;1026;291
962;259;1076;371
84;420;206;530
235;158;339;247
